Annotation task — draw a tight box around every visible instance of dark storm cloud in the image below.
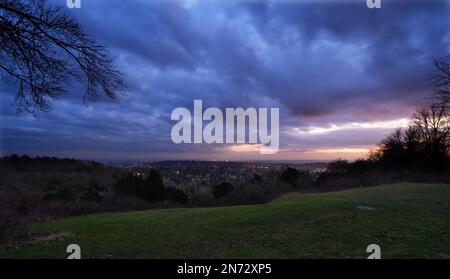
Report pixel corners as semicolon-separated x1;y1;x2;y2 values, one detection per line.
1;0;449;159
239;0;449;118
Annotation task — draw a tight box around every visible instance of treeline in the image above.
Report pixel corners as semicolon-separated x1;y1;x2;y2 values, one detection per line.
316;56;450;188
0;155;188;205
366;56;449;171
275;57;450;191
372;107;449;171
0;155;104;173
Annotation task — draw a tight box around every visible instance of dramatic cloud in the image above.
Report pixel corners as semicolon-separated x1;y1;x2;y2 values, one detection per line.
1;0;449;161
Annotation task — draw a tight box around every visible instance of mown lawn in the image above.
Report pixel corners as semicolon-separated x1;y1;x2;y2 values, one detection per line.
1;182;449;259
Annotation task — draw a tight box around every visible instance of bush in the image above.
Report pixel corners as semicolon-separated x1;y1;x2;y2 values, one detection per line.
0;212;30;246
115;170;188;203
0;192;38;245
163;187;188;204
141;169;165;201
187;190;216;207
80;180;105;203
43;187;75;201
212;182;234;199
280;167;300;186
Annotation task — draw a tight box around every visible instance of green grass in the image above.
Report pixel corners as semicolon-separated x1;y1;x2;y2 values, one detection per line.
1;182;450;259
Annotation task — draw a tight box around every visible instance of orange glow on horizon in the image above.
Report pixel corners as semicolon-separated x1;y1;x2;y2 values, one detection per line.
314;147;372;154
229;144;263;153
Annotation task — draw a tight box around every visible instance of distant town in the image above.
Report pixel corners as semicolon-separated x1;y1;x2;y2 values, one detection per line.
112;160;328;194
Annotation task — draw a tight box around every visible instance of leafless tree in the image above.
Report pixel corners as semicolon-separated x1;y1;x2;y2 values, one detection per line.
374;57;450;168
431;55;450;108
411;99;450;159
402;125;421;158
377;128;405;159
0;0;124;113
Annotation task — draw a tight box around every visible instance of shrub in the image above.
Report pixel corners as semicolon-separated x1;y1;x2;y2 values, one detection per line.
81;181;104;203
212;182;234;199
163;187;188;204
43;187;75;201
0;212;30;246
280;167;300;186
141;169;165;201
187;189;216;207
115;170;188;203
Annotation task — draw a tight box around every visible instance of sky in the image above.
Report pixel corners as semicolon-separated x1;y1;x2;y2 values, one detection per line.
1;0;449;162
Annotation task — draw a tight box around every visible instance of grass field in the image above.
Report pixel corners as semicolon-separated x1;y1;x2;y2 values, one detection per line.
1;182;449;259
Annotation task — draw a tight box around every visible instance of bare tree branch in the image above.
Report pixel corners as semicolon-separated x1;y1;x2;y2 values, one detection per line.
431;55;450;107
0;0;125;113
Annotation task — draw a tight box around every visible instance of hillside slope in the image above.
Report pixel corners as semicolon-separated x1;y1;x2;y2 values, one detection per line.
1;182;450;259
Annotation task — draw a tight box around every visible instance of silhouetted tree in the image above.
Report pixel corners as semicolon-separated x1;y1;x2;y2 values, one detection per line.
377;129;405;168
142;169;165;201
163;187;188;204
411;99;449;167
212;182;234;199
0;0;124;113
81;180;104;203
373;97;449;170
253;174;263;184
403;126;422;167
431;55;450;100
280;167;300;186
326;160;350;175
116;170;188;203
116;173;141;197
